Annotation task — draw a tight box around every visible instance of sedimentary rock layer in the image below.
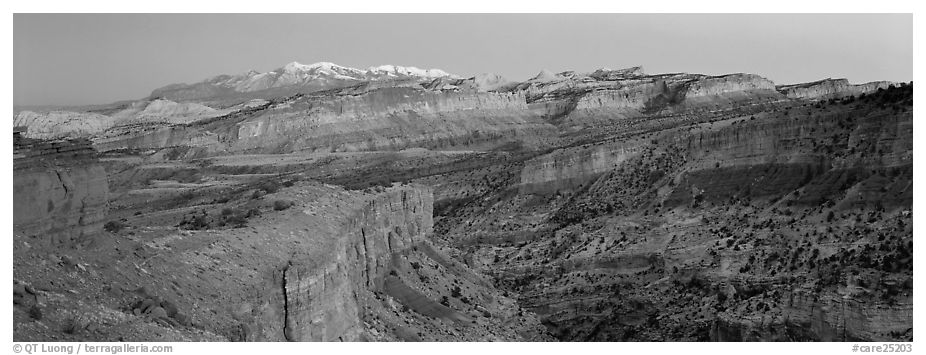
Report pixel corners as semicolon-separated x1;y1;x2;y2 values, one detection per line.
777;79;894;100
231;87;554;153
13;137;110;245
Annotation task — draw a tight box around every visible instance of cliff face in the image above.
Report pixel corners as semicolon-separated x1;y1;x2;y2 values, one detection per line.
13;137;110;245
122;185;434;342
232;87;554;153
776;79;895;100
14;99;234;142
713;289;913;341
277;186;433;341
684;74;777;98
519;70;782;124
664;107;913;208
14;111;117;140
520;141;643;194
131;99;226;125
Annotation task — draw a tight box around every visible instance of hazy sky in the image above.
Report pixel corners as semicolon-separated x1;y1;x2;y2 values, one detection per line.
14;13;913;106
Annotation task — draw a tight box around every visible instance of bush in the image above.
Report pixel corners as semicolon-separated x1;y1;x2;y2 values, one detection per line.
179;212;211;230
61;316;87;334
273;200;294;211
259;181;280;194
104;220;127;233
28;305;42;320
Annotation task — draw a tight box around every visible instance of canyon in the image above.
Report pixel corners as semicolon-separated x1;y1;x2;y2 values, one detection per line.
12;61;912;342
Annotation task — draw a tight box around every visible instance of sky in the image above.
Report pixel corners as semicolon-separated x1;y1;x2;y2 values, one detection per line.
13;13;913;106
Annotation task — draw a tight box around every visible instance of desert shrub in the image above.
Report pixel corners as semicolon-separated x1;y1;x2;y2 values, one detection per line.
61;316;87;334
273;200;294;211
28;305;42;320
224;214;248;228
179;213;211;230
104;220;127;233
259;181;280;194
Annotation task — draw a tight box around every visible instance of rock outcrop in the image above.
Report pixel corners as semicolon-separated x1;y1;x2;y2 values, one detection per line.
713;288;913;341
776;79;895;100
14;111;117;140
131;99;225;125
230;87;555;153
13;99;233;141
109;185;434;341
277;186;433;341
518;69;782;123
13;135;110;245
520;141;642;194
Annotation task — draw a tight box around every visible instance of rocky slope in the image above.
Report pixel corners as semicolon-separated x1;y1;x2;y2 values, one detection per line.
423;83;913;341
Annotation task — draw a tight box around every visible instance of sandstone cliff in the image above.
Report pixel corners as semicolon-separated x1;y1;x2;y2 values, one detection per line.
230;87;556;153
776;79;895;100
14;111;117;140
713;288;912;341
276;186;433;341
13;136;110;245
520;140;643;194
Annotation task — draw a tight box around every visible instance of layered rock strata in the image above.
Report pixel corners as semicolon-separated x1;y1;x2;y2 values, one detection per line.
13;136;110;245
776;79;894;100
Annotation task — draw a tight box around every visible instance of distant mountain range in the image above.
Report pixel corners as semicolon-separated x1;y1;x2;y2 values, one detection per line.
149;61;462;101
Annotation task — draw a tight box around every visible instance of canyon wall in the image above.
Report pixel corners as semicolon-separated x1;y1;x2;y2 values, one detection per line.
277;186;433;341
664;107;913;208
232;87;555;153
713;289;912;341
520;141;643;194
13;137;110;245
777;79;895;100
683;74;777;98
525;73;782;123
131;185;434;341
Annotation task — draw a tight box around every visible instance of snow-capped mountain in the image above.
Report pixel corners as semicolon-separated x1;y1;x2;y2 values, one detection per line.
366;64;458;79
150;61;460;101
